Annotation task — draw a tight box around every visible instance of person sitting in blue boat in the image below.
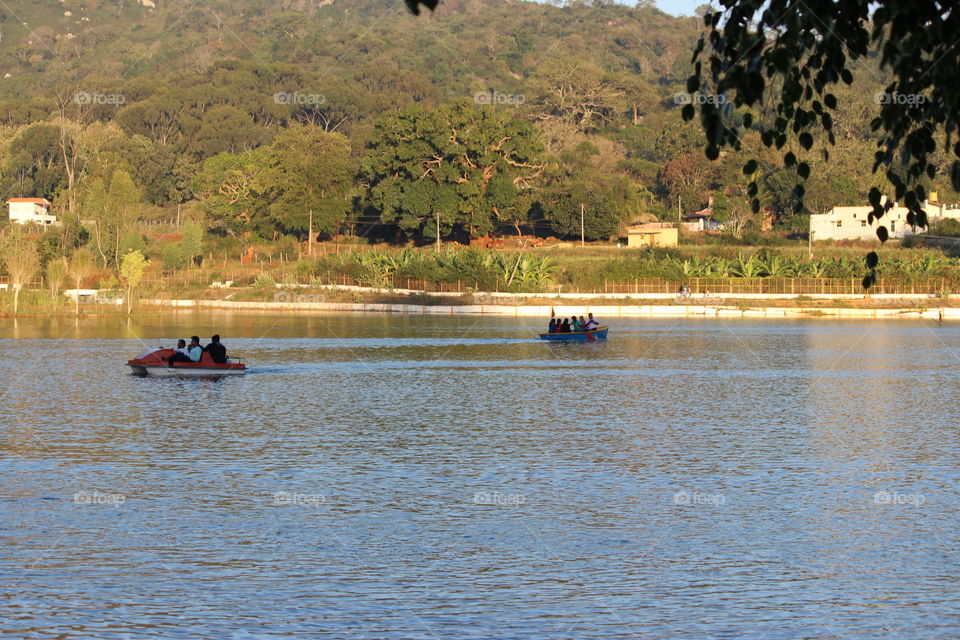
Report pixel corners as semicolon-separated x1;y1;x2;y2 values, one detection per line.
571;316;581;332
548;318;557;333
584;313;599;331
579;315;588;331
560;318;571;332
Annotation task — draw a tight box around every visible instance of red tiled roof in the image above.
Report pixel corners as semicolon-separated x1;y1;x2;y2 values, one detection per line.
6;197;52;205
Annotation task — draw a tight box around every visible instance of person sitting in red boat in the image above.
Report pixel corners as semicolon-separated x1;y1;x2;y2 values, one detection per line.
168;336;202;365
204;334;228;364
172;339;189;358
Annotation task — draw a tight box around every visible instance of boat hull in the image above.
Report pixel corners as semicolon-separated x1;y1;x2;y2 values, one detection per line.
128;363;247;377
127;347;247;377
539;326;608;342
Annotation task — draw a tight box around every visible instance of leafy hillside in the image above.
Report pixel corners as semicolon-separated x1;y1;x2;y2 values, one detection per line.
0;0;951;262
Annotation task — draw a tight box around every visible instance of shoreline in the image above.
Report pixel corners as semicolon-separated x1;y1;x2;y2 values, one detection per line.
141;298;955;320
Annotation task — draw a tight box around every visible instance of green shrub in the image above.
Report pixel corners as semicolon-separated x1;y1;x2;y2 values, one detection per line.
294;260;318;281
162;242;190;270
253;272;277;288
929;218;960;237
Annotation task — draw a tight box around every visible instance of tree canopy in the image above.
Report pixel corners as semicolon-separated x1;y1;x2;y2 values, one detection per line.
0;0;956;253
685;0;960;283
360;101;545;240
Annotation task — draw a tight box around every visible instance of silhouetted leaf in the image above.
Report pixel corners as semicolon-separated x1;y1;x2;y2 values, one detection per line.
865;251;879;269
743;159;758;175
404;0;439;14
681;104;695;121
877;226;889;243
798;132;813;150
797;162;810;179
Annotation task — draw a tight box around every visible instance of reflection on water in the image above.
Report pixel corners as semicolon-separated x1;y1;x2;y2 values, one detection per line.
1;313;959;639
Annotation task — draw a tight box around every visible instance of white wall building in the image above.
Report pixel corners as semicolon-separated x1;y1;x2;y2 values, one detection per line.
7;197;56;225
810;193;960;241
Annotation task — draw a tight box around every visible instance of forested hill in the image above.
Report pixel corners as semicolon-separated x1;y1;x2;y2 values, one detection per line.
0;0;700;138
0;0;934;245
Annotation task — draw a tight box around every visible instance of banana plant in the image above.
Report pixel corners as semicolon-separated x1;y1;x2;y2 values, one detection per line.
800;260;828;278
761;255;796;277
731;253;764;278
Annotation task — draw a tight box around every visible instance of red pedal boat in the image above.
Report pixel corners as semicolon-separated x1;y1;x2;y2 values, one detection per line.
127;348;247;377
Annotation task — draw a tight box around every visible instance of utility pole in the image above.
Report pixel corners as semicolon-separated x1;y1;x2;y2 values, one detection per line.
677;195;681;222
436;212;441;253
580;203;585;247
308;209;314;257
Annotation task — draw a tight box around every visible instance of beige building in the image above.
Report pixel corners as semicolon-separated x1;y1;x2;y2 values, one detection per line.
626;223;678;248
809;193;960;241
7;197;56;225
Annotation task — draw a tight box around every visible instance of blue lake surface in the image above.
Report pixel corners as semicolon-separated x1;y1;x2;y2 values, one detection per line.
1;313;959;639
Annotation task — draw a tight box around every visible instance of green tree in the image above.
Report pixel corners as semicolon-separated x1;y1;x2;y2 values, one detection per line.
181;221;203;265
119;250;147;314
194;149;270;238
525;57;625;133
161;221;203;269
2;124;64;199
190;105;268;158
66;248;95;316
86;169;142;268
361;100;544;242
539;167;642;240
265;126;354;238
45;257;67;304
689;0;960;251
82;178;110;267
1;226;40;315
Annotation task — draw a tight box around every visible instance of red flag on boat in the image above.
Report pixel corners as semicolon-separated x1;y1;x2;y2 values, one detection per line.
550;306;555;318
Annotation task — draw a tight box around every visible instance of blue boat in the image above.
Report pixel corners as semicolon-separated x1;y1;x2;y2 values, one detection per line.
539;326;608;342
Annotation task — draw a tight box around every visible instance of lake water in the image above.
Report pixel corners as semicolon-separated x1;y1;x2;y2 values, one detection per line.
2;313;959;639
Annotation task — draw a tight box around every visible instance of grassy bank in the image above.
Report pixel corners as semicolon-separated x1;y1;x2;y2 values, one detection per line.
5;243;960;316
133;243;960;293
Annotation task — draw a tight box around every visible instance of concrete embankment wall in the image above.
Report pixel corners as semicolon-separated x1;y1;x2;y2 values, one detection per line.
143;298;958;320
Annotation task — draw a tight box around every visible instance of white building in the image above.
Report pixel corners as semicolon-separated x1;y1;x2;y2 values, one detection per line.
7;197;56;225
810;193;960;241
